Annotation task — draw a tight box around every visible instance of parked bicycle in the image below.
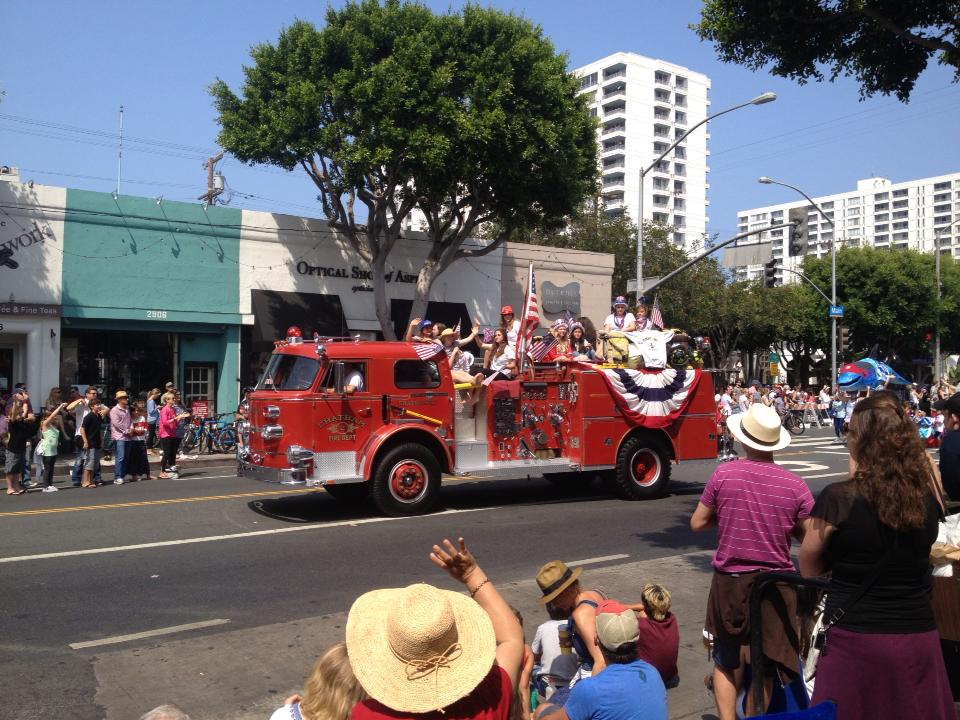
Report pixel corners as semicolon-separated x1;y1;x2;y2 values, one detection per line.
180;413;238;454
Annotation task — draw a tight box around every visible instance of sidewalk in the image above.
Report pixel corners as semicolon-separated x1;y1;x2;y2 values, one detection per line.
46;451;236;478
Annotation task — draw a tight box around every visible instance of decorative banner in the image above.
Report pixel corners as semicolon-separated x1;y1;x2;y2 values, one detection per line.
592;365;702;429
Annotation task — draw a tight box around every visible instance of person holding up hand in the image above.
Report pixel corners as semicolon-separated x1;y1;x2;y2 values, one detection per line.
347;537;524;720
38;402;68;492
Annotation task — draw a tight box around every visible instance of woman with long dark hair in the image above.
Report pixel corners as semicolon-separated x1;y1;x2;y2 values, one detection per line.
799;393;953;719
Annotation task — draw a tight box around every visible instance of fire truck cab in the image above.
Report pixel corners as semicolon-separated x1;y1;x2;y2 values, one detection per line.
240;331;718;516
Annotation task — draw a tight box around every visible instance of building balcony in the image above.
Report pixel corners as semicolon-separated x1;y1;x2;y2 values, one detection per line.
602;141;626;155
602;82;626;99
602;65;627;82
601;173;625;188
602;156;626;170
602;101;626;117
601;122;626;136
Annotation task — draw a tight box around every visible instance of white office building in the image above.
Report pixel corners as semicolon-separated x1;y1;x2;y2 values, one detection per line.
730;173;960;284
573;52;712;252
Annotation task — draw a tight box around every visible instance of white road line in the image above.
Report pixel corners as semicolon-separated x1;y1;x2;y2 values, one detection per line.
69;619;231;650
566;554;630;567
802;471;848;479
0;506;498;565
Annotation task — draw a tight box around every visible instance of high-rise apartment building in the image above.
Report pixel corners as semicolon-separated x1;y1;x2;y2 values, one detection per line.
573;52;711;252
730;173;960;284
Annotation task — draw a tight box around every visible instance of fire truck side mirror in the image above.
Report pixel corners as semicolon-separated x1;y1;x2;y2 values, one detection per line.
333;361;346;395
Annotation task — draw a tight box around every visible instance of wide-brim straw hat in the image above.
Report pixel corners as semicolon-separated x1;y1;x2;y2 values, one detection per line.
536;560;582;604
726;403;791;452
346;583;496;714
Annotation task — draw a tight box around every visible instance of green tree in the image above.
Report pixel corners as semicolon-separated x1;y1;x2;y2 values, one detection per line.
803;247;960;371
211;1;597;338
695;0;960;100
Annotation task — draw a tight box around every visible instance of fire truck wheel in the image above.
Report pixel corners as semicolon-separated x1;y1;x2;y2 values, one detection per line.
611;435;671;500
372;444;441;516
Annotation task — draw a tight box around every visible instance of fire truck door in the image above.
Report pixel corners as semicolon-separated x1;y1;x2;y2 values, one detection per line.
312;363;377;462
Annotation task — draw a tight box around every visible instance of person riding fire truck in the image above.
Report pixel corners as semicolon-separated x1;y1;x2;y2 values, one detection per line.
239;326;718;516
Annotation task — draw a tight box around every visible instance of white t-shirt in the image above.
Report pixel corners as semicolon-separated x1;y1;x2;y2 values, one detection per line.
720;393;733;416
532;619;579;684
269;702;303;720
344;369;364;392
504;319;521;347
490;345;516;376
603;312;636;331
74;400;91;438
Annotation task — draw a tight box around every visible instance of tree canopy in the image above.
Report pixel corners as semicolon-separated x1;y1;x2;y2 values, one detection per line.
695;0;960;100
211;0;597;338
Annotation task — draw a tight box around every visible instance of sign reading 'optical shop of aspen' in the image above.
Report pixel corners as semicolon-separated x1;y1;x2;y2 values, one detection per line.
540;281;581;314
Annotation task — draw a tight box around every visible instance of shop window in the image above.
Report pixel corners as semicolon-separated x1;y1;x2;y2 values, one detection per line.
390;299;475;352
394;360;440;389
184;362;218;416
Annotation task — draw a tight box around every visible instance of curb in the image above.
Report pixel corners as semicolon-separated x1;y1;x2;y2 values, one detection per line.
46;453;236;478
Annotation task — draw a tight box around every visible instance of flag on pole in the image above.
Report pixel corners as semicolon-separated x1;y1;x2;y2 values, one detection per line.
516;263;540;367
528;333;558;362
651;294;665;330
453;318;462;335
481;370;502;387
563;309;573;326
413;342;443;361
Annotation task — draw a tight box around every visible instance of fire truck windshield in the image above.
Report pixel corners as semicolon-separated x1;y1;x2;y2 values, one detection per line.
256;354;320;391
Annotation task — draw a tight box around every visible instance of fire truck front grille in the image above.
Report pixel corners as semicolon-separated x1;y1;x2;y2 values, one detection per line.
311;451;360;482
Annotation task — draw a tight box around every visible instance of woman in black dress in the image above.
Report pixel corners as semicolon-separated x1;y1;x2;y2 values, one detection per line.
799;392;953;719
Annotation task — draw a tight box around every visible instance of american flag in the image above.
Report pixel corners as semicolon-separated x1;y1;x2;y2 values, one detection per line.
453;319;461;335
412;342;443;361
528;333;558;362
651;294;665;330
516;263;540;365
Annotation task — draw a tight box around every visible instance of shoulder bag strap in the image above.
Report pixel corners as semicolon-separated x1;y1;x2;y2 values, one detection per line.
824;536;897;629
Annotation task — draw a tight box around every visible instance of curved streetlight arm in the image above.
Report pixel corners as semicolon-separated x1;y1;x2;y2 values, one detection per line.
642;97;772;178
759;177;834;229
778;267;832;304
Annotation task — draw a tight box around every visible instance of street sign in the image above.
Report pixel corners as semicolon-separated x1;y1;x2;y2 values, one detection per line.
828;304;844;318
626;277;662;294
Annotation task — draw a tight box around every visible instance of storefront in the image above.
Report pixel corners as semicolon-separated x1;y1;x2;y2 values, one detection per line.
59;189;242;415
0;179;65;402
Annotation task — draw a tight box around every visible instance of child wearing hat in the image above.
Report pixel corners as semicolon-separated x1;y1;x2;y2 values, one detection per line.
602;297;636;334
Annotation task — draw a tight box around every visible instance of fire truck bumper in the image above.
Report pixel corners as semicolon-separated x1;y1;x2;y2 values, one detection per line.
239;460;308;485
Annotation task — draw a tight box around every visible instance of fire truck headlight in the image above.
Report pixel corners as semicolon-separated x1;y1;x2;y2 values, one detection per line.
286;445;314;467
261;425;283;440
263;405;280;420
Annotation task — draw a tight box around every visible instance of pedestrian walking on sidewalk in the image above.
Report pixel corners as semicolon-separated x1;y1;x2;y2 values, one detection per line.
690;403;814;720
109;390;133;485
38;403;68;492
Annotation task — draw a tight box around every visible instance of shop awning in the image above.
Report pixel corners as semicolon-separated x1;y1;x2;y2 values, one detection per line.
250;289;347;346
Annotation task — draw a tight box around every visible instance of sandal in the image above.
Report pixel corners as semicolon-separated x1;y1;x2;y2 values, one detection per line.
80;484;97;489
7;489;25;496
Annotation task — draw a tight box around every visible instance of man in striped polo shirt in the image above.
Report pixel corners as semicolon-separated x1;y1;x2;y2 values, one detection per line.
690;402;813;720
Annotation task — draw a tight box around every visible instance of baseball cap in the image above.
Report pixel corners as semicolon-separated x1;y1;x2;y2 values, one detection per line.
500;305;514;315
596;609;639;650
418;319;433;330
933;392;960;415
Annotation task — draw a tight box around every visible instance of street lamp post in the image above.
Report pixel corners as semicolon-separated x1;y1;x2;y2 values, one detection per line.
758;177;838;389
933;217;960;384
634;92;776;300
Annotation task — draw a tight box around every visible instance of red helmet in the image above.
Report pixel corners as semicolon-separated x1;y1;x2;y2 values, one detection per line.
500;305;514;315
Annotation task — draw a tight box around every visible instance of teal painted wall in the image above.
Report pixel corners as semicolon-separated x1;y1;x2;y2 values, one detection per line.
62;190;242;322
62;189;243;414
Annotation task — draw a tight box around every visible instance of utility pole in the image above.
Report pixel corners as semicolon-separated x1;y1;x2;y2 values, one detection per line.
116;105;124;196
198;151;226;205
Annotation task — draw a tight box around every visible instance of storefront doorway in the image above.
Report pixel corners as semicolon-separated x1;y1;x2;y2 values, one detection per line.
183;362;218;417
0;346;14;395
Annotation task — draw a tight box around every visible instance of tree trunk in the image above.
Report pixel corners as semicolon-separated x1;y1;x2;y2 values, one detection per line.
372;253;394;340
409;258;444;332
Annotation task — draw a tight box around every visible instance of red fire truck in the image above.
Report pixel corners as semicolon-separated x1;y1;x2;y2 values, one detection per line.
239;329;718;516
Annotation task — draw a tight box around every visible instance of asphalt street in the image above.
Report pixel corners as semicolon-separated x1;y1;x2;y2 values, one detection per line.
0;427;855;720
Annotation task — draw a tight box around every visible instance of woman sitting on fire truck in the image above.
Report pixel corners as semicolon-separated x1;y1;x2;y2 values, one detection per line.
541;318;573;362
479;328;516;379
439;329;484;405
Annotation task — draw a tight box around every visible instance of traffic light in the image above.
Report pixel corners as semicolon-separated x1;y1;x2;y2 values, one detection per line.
838;326;853;354
788;206;808;256
763;259;778;288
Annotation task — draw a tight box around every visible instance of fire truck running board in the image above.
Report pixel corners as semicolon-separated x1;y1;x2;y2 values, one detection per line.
452;442;577;477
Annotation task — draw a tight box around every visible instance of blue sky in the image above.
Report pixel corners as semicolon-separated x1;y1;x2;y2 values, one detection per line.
2;0;958;239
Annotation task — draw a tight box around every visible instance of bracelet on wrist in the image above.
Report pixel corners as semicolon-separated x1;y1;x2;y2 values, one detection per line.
469;578;490;598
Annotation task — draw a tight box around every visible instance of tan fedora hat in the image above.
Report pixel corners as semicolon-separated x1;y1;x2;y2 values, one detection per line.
726;403;791;452
536;560;582;604
346;583;495;714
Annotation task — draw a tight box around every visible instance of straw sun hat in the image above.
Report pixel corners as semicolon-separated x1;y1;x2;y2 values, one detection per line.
346;583;496;714
726;403;791;452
